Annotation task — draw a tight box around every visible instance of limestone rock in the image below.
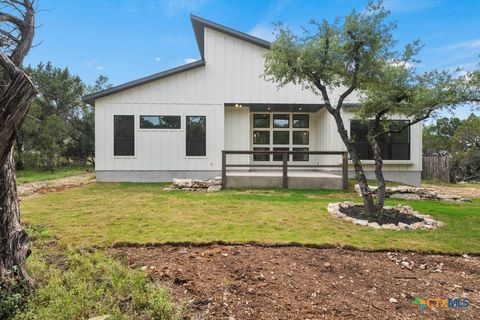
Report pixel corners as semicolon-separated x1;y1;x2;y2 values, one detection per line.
354;184;471;202
207;185;222;192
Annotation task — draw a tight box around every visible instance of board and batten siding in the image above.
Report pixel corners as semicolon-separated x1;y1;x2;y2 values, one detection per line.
95;103;223;172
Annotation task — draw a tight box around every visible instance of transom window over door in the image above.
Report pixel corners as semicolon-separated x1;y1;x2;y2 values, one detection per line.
252;113;310;162
186;116;206;156
114;115;135;156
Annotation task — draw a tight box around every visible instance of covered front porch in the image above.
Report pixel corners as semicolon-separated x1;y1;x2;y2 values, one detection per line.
223;103;349;189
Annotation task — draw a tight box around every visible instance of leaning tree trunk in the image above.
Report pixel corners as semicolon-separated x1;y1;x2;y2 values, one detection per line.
328;109;377;215
367;134;386;211
0;52;38;285
0;152;32;285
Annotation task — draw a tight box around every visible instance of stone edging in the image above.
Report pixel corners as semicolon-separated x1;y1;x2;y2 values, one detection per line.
327;202;443;230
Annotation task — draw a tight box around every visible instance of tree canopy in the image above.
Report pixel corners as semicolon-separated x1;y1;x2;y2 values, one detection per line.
264;0;479;214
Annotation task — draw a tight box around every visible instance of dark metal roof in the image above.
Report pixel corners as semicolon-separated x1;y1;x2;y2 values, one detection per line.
190;15;270;59
82;60;205;105
82;15;272;105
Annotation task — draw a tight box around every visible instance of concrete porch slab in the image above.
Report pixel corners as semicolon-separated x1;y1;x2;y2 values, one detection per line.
225;170;343;189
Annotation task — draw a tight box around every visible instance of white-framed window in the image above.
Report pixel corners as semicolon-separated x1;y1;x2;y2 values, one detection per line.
251;112;310;162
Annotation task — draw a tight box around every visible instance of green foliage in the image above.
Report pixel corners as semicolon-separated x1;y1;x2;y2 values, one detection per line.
15;246;182;320
451;115;480;179
423;117;462;155
0;275;28;320
18;62;110;171
263;0;479;212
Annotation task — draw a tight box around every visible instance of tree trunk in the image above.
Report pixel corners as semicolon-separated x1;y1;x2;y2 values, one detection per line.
367;134;386;210
0;151;32;286
15;132;25;171
328;109;377;215
0;53;37;285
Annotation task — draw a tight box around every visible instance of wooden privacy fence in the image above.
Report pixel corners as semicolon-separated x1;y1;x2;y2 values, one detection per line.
422;155;450;182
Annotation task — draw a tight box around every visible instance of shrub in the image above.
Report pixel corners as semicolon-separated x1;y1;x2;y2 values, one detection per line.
14;247;183;320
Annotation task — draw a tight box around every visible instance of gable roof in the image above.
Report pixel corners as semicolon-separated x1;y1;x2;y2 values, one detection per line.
82;15;271;105
190;15;270;59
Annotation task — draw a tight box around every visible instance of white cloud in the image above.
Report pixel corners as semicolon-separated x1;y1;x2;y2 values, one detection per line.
249;24;275;42
163;0;208;16
96;66;104;71
184;57;198;64
155;57;161;62
384;0;440;14
432;38;480;52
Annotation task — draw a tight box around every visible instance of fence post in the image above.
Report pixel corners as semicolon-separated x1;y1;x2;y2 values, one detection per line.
222;151;227;189
282;152;288;189
342;152;348;190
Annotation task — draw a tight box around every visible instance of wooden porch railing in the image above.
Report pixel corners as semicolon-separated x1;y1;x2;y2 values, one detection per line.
221;150;349;190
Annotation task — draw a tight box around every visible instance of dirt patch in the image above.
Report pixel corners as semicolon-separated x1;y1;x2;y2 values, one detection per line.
424;184;480;199
17;173;95;199
339;205;423;225
112;245;479;319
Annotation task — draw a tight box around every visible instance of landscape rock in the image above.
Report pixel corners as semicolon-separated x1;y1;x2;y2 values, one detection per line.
327;202;442;230
354;184;471;202
207;185;222;192
171;178;223;192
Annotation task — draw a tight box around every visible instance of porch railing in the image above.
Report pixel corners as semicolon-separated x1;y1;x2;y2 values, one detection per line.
221;150;349;190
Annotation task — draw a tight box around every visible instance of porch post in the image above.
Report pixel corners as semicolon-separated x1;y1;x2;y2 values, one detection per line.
282;152;288;189
222;151;227;189
342;152;348;190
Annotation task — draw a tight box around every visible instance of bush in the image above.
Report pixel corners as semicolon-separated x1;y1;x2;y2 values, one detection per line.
0;274;29;320
14;245;183;320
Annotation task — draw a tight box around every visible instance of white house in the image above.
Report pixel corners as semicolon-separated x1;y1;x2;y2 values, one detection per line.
82;15;422;188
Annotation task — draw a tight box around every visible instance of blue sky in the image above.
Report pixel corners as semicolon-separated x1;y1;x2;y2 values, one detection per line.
25;0;479;118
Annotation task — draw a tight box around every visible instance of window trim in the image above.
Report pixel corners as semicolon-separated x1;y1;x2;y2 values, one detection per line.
185;115;207;158
139;115;182;130
113;115;135;157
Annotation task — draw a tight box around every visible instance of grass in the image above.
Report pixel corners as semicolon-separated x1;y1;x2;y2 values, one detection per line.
16;165;93;185
20;182;480;254
12;225;183;320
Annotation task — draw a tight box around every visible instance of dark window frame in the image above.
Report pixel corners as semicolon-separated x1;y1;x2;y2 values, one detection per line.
139;115;181;129
253;130;270;145
273;114;290;128
253;114;270;128
114;115;135;156
186;115;207;157
350;119;411;160
293;114;309;128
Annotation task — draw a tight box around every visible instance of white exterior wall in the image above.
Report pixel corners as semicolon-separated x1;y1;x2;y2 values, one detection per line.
95;102;223;171
94;24;421;181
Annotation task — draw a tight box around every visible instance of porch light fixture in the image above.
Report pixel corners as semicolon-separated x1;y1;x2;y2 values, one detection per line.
234;104;243;108
299;107;302;111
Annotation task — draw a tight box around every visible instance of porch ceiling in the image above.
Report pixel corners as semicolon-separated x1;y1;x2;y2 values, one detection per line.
225;103;324;113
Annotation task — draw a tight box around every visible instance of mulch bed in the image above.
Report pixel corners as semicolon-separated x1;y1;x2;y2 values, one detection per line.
112;245;479;319
339;205;424;225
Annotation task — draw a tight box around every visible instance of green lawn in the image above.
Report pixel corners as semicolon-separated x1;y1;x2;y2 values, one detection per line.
16;165;94;184
20;183;480;254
